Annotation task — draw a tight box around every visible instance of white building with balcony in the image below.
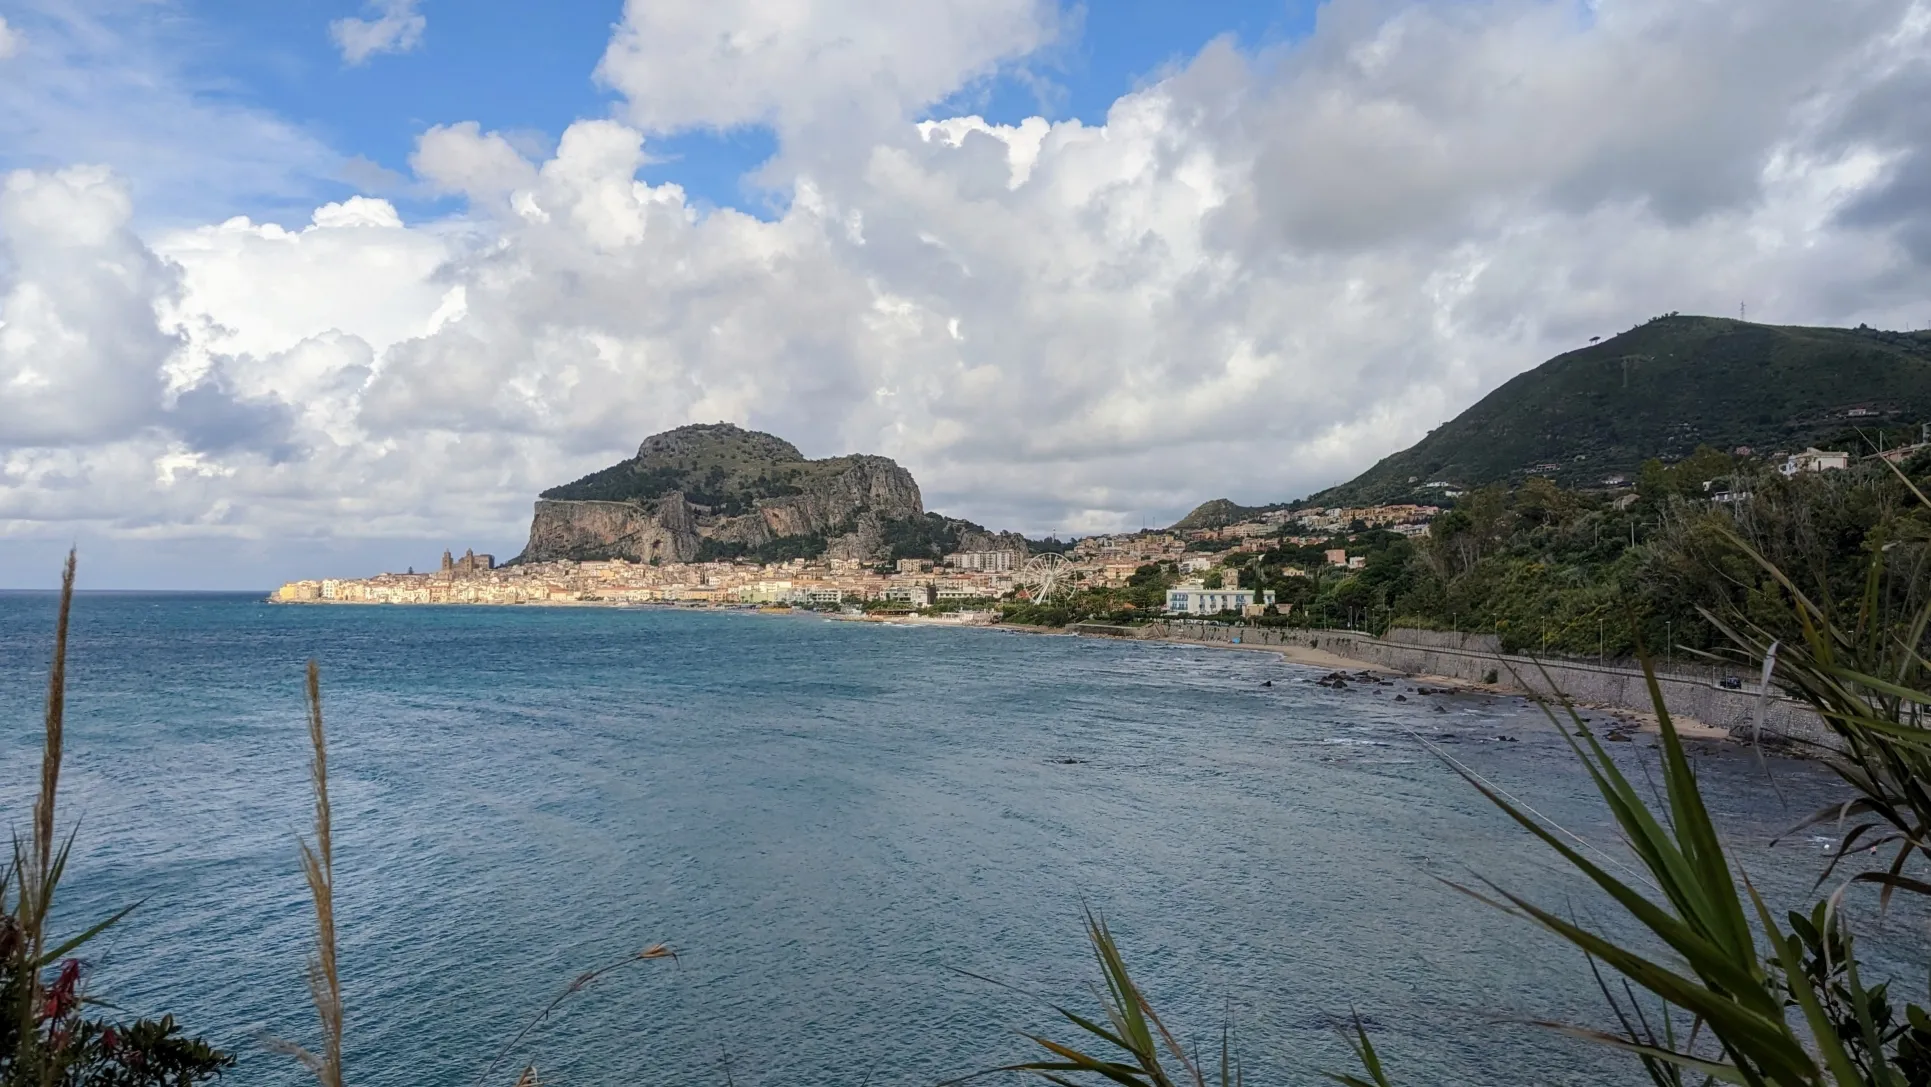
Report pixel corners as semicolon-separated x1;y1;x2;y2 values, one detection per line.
1164;585;1276;615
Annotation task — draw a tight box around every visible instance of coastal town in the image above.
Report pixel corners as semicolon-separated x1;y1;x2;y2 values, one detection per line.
15;8;1931;1081
270;502;1445;612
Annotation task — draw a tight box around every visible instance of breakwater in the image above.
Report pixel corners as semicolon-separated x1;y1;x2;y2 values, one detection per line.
1080;622;1836;749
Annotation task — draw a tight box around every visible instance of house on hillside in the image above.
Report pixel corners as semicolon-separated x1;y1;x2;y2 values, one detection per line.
1781;448;1850;476
1872;423;1931;465
1702;478;1749;504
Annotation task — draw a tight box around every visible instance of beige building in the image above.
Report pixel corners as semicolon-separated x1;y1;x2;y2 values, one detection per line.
1782;448;1850;475
947;550;1015;573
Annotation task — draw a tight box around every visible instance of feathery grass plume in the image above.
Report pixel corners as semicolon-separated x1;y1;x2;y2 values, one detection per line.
4;553;230;1085
9;548;84;1077
30;549;74;951
289;660;345;1087
12;544;74;1065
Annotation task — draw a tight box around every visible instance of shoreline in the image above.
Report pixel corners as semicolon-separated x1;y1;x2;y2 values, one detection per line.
1023;622;1736;742
268;600;1745;743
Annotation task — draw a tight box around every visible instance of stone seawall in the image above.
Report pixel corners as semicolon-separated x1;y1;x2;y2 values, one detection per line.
1137;621;1837;749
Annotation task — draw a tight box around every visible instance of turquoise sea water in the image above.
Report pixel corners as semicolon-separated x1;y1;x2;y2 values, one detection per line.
0;593;1902;1085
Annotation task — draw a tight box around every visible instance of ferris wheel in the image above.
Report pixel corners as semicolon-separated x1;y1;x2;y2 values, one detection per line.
1018;553;1070;601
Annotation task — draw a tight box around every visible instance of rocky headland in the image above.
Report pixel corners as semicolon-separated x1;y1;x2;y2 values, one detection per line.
513;423;1026;565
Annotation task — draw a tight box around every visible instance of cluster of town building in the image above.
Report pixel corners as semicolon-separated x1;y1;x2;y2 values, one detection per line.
272;503;1443;613
270;421;1931;616
275;549;1021;608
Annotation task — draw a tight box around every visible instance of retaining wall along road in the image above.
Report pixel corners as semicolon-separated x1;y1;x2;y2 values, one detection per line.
1122;621;1838;749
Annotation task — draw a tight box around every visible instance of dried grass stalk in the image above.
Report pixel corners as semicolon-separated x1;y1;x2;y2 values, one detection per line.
475;944;677;1086
291;660;345;1087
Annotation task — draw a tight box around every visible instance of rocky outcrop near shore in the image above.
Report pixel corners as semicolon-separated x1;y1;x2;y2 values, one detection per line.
512;424;927;564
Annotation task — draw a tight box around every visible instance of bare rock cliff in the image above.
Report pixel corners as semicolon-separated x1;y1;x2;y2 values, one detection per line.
518;497;700;565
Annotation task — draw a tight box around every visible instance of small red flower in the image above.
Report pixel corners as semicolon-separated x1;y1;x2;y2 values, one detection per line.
39;959;84;1023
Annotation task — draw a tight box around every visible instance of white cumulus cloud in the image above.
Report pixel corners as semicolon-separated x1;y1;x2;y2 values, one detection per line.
7;0;1931;588
596;0;1063;139
411;122;540;204
0;15;22;60
0;166;179;446
330;0;426;65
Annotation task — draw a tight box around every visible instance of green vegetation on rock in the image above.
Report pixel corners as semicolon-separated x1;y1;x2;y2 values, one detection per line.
693;533;830;564
542;423;839;513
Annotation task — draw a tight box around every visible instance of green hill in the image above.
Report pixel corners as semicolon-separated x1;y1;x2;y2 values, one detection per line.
1170;498;1278;531
1308;315;1931;507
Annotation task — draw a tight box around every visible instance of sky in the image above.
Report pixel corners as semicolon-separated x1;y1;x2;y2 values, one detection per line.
2;0;1930;589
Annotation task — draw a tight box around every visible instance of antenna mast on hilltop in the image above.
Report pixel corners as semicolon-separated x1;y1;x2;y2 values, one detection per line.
1740;301;1747;322
1620;353;1652;389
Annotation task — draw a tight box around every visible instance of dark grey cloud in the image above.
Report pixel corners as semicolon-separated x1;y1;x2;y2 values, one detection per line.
165;378;296;459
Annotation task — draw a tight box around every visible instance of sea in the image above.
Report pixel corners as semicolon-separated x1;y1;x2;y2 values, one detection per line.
0;592;1913;1086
